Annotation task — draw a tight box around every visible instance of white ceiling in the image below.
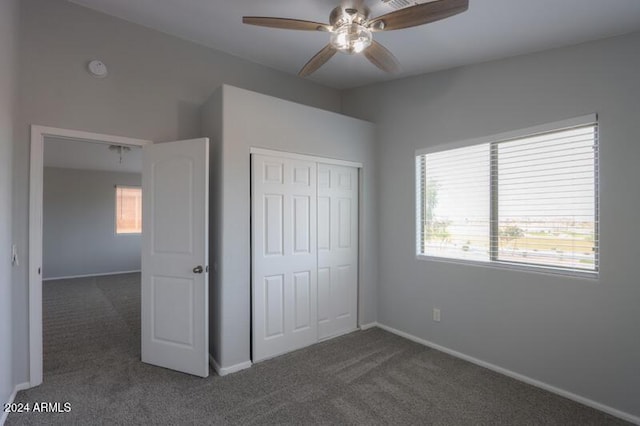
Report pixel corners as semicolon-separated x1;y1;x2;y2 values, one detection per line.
67;0;640;89
44;137;142;173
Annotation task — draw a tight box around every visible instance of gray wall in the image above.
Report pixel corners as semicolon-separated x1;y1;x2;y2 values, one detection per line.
10;0;638;419
342;32;640;418
201;90;223;365
202;85;378;369
43;167;142;280
12;0;341;385
1;0;19;408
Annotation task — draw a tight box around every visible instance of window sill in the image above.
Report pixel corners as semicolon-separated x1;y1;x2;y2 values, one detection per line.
415;254;599;281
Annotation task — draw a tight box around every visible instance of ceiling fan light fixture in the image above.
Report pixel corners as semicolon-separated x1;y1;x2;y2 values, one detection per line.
243;0;469;76
330;23;372;54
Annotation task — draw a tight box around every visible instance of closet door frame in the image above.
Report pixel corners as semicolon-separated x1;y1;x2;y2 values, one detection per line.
250;148;363;362
251;148;362;169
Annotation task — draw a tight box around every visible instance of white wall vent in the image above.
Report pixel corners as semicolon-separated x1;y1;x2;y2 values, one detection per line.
380;0;430;11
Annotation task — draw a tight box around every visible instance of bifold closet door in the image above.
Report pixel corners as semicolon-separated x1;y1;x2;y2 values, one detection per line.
317;164;359;340
252;154;318;362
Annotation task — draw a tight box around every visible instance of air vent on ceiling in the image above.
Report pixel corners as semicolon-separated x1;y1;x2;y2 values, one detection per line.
380;0;430;11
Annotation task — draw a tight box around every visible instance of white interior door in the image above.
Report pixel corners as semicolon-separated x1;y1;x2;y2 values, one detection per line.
317;164;359;340
252;154;317;362
141;138;209;377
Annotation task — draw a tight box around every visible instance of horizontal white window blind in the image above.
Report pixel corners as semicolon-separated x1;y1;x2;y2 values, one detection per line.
416;120;598;274
116;186;142;234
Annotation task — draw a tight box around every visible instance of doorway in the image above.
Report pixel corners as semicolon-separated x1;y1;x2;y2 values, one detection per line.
41;136;144;377
28;126;151;386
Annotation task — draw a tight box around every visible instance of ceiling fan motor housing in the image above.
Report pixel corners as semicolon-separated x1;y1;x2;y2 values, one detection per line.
329;6;370;27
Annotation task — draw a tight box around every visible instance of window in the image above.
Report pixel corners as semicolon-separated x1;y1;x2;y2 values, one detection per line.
115;186;142;234
416;118;598;274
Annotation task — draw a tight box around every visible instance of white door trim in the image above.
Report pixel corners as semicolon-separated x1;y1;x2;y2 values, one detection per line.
28;125;151;387
250;147;363;169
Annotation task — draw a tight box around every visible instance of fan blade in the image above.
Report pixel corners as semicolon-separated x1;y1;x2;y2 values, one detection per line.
299;45;337;77
243;17;331;32
363;41;400;73
368;0;468;31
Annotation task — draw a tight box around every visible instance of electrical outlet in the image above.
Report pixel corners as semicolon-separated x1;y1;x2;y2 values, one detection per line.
433;308;441;322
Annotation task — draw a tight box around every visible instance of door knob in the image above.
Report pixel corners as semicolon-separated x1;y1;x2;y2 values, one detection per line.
193;265;203;274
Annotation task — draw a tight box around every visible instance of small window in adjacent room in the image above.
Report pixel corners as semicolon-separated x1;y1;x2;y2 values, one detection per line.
416;118;599;275
115;186;142;234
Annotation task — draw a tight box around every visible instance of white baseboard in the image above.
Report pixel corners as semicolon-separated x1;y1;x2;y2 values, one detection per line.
209;354;252;377
2;382;30;425
43;270;141;282
374;323;639;425
359;322;378;330
319;327;359;342
14;382;30;393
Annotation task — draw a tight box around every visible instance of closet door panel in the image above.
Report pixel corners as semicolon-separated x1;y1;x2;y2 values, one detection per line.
252;155;317;362
317;164;359;340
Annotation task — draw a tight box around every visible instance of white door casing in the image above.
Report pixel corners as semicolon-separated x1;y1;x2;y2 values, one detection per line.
252;154;318;362
141;138;209;377
317;164;359;340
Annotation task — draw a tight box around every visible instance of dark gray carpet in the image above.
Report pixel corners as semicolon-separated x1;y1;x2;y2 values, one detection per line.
8;273;628;425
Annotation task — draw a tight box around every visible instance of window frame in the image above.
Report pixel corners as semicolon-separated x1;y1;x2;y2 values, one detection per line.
415;114;599;279
115;185;142;235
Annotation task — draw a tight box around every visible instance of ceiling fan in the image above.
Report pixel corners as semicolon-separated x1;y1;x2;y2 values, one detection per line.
243;0;469;77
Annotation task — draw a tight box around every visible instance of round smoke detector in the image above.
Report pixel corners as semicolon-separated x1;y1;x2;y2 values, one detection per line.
87;60;108;78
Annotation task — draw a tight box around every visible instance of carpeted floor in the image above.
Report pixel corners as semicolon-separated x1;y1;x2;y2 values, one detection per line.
8;273;629;425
